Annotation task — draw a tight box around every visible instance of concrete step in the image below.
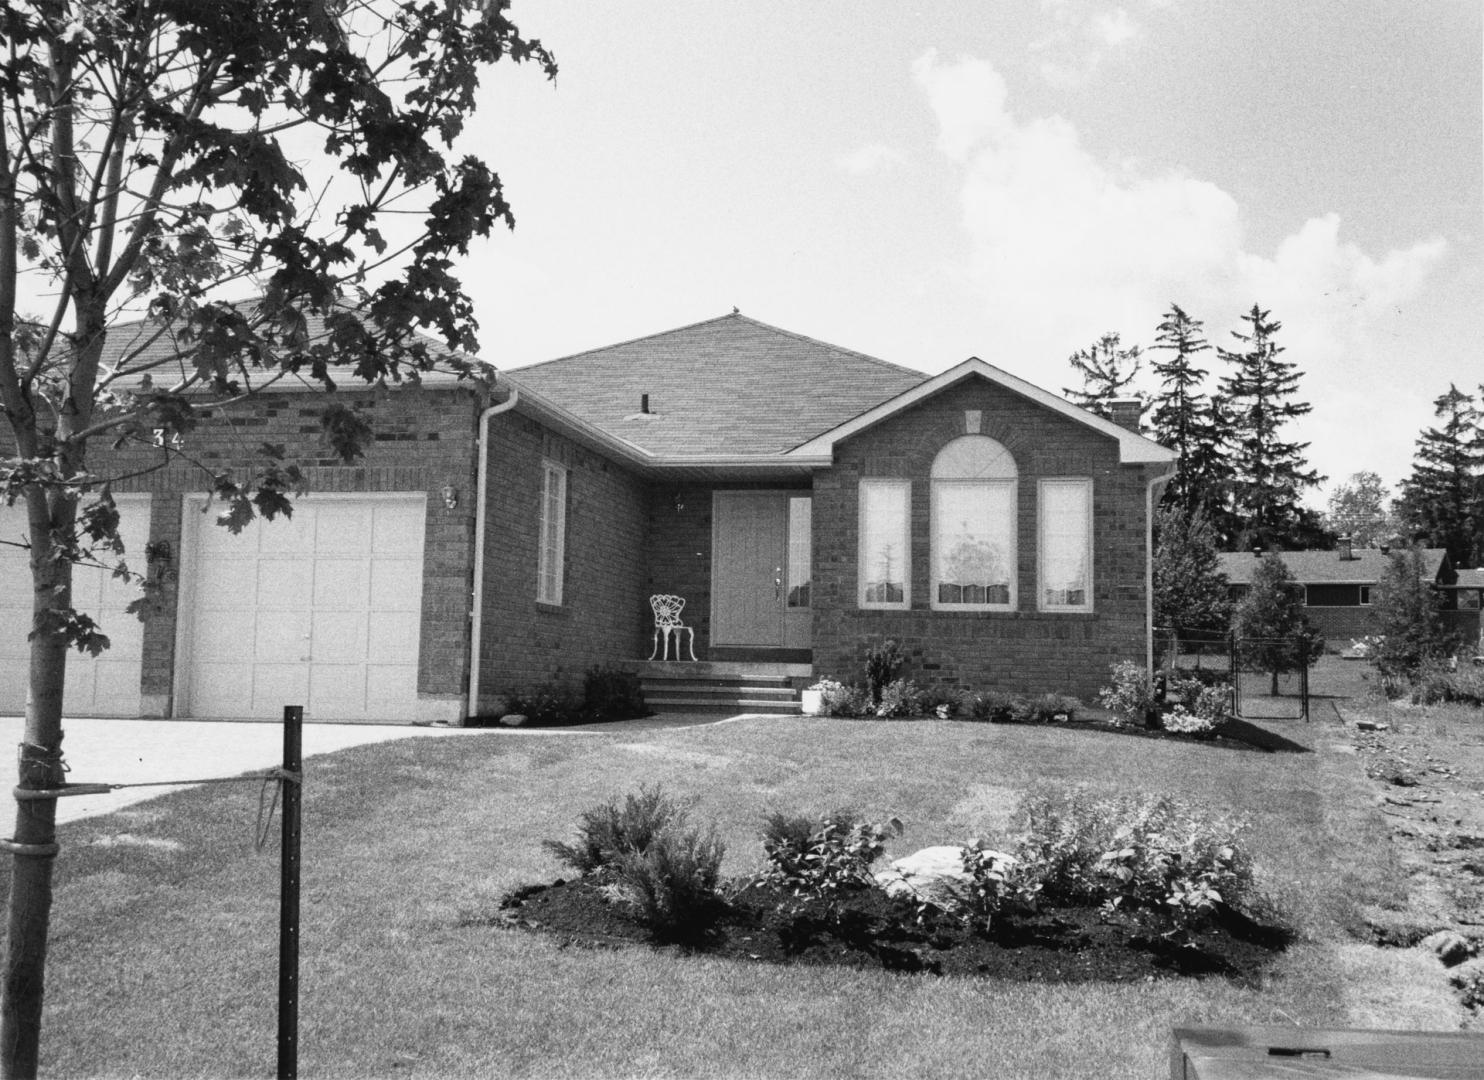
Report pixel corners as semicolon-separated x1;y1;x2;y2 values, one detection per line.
641;673;803;715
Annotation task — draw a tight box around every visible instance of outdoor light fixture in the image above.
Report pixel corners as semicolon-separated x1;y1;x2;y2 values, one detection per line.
673;492;685;512
441;484;459;510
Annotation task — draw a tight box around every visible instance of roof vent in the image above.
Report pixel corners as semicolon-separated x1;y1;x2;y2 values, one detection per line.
1252;545;1263;559
624;393;659;421
1379;543;1391;556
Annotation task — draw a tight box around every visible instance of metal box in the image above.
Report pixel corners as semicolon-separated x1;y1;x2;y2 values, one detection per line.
1170;1026;1484;1078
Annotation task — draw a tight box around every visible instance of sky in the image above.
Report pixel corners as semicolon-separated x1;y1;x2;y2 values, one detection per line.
463;1;1480;507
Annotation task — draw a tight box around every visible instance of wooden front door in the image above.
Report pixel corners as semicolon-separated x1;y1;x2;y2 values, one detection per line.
712;492;810;648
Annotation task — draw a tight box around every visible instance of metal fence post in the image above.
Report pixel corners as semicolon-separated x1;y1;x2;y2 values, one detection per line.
278;705;303;1080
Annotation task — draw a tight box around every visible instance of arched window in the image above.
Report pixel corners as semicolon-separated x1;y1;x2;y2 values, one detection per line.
931;436;1016;610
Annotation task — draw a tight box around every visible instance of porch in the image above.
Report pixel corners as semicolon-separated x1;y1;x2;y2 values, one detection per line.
629;660;813;715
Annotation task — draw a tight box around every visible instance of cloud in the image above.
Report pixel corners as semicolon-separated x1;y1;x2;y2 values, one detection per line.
1030;1;1160;87
912;50;1448;487
837;142;909;176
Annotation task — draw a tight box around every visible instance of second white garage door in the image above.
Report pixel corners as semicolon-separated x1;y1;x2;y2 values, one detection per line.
0;495;150;718
178;494;426;721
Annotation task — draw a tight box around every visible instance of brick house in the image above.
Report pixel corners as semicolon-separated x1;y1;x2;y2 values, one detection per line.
1216;544;1459;648
487;314;1175;710
1;311;1176;722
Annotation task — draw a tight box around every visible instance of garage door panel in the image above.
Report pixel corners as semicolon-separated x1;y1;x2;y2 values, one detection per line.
312;560;369;609
256;511;314;555
252;664;310;717
315;504;372;553
253;610;310;663
308;665;366;715
311;611;366;663
182;494;425;721
256;560;313;609
196;559;257;608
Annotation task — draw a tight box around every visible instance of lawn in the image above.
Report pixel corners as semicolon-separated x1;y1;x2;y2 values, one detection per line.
12;704;1468;1079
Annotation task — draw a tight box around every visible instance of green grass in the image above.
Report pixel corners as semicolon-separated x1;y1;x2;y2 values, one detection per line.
8;710;1465;1079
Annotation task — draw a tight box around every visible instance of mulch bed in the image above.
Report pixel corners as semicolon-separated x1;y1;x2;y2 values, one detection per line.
492;879;1290;984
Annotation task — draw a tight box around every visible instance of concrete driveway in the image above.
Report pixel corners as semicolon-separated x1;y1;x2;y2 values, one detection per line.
0;717;482;824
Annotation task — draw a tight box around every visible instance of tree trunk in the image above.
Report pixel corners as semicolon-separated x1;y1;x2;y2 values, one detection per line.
1;494;72;1079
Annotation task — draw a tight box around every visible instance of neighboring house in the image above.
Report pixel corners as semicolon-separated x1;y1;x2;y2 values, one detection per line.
2;311;1177;721
1216;544;1458;647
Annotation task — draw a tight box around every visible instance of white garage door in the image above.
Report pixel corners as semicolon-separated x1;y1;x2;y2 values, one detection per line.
0;495;150;718
178;494;425;721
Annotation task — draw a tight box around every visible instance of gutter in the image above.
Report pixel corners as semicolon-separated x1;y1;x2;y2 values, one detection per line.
465;388;520;723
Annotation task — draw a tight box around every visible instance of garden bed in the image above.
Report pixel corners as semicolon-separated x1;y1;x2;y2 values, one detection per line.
495;878;1290;984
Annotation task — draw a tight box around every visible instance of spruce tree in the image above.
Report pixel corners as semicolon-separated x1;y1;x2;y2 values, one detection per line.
1217;305;1323;551
1149;304;1228;517
1396;385;1483;567
1063;332;1143;423
1232;554;1324;694
1152;505;1232;663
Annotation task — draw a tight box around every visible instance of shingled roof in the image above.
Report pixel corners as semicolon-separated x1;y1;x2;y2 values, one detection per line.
1218;548;1451;586
499;313;924;457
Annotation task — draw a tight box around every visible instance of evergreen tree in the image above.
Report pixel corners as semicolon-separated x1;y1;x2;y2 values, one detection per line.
1217;305;1323;551
1063;332;1143;423
1152;505;1232;663
1149;304;1228;517
1369;548;1456;686
1396;385;1483;567
1232;554;1324;694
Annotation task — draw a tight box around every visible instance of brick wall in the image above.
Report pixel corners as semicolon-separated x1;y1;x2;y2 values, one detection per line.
52;382;483;716
810;377;1158;702
1302;606;1376;649
477;410;649;709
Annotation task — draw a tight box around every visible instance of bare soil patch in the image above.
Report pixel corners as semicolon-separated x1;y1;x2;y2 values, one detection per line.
494;878;1290;985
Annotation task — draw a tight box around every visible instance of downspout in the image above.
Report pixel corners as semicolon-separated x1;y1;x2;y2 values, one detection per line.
466;389;520;723
1145;465;1175;679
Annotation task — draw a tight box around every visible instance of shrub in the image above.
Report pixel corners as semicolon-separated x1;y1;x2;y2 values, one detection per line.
918;684;966;719
583;664;647;721
1097;661;1157;728
819;681;872;718
543;785;689;877
1029;693;1080;723
1409;660;1484;706
960;843;1035;927
964;691;1019;723
1008;788;1116;906
1161;705;1219;736
610;825;726;941
864;639;904;704
1008;787;1256;926
875;678;926;718
505;680;585;726
757;810;903;916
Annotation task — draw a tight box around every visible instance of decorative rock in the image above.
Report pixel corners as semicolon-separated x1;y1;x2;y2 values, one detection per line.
1421;929;1473;968
874;845;1016;911
498;713;528;728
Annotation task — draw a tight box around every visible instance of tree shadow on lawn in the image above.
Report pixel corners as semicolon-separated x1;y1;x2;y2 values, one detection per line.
489;879;1292;986
999;714;1312;755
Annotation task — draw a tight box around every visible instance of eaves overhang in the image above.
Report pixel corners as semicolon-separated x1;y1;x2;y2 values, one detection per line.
786;357;1178;466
